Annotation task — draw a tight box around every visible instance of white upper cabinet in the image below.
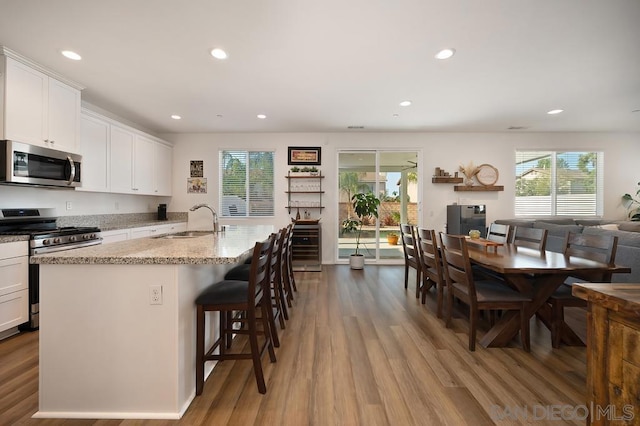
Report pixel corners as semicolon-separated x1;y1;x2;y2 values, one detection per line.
2;55;81;153
155;142;173;196
133;134;155;194
78;109;173;196
77;112;110;192
109;124;135;194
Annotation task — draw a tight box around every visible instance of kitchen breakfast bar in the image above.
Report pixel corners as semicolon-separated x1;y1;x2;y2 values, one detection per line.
29;225;273;420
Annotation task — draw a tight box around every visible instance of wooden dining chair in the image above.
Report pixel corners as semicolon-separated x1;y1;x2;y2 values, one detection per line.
416;228;446;318
195;235;277;395
510;226;548;251
400;224;422;298
439;233;531;351
548;232;618;348
486;223;510;243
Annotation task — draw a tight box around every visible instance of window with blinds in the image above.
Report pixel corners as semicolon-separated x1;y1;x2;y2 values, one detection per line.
515;150;603;217
219;150;274;217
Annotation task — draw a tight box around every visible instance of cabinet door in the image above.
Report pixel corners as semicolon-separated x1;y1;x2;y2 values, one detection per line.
4;57;47;146
133;135;155;194
0;255;28;297
155;142;173;196
78;113;110;192
109;125;134;194
0;289;29;333
130;225;161;239
100;229;130;244
47;77;81;153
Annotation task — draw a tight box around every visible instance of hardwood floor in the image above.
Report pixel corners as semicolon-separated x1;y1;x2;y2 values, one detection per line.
0;265;588;425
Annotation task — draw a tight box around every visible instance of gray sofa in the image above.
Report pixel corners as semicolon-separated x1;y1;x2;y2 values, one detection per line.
494;218;640;283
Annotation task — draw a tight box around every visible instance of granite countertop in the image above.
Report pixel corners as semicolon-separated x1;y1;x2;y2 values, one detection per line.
30;225;273;265
0;235;30;244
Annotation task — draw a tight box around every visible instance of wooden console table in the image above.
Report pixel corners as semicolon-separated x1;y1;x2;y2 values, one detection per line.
572;284;640;425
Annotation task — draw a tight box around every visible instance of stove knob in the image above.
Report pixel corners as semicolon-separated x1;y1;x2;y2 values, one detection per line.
82;234;89;240
53;237;61;244
69;236;77;242
43;239;50;245
90;233;96;239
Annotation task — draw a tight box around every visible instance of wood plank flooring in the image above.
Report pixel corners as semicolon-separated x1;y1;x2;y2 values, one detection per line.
0;265;588;425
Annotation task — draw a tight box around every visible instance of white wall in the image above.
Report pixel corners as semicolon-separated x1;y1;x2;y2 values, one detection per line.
2;131;637;262
162;131;640;264
0;184;166;216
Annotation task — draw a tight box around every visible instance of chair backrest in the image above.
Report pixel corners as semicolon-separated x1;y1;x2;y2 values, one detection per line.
563;231;618;282
400;224;419;262
487;223;510;243
270;228;284;284
249;234;275;302
510;226;548;251
439;233;477;304
416;228;444;285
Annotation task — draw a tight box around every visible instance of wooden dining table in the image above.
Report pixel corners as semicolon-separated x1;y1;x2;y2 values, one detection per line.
466;243;631;348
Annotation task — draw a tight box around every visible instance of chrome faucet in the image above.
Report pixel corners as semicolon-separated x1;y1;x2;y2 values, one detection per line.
190;203;220;232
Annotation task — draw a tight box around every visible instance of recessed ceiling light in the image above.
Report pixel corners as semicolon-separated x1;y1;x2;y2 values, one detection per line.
348;126;364;129
170;115;181;120
547;109;564;115
257;114;267;119
210;48;227;59
435;48;455;60
632;109;640;113
61;50;81;61
399;100;412;107
393;114;399;117
216;114;224;118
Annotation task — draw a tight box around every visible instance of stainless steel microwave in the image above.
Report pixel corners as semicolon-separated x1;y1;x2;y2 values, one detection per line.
0;140;81;188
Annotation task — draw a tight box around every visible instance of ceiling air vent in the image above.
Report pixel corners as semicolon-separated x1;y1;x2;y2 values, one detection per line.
347;126;364;129
507;126;528;130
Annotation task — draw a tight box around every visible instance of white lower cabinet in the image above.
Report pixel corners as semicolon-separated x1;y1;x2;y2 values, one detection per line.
101;223;187;244
130;223;187;240
100;229;131;245
0;241;29;334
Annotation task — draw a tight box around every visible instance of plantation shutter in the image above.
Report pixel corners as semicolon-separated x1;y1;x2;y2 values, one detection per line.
515;151;602;217
220;150;274;217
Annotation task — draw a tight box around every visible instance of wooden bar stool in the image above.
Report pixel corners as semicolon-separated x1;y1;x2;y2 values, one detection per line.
195;235;276;395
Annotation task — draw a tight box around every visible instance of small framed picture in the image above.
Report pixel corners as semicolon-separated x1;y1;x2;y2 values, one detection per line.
187;177;207;193
288;146;321;165
190;160;203;177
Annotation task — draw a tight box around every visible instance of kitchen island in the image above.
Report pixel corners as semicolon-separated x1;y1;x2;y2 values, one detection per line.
30;225;273;420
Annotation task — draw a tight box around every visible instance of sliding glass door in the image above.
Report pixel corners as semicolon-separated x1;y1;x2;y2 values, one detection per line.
337;150;419;263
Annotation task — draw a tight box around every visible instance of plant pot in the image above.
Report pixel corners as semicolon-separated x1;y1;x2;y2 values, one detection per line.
349;254;365;270
387;235;399;245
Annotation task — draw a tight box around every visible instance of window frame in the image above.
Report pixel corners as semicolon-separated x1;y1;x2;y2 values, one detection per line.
514;150;604;217
219;150;275;218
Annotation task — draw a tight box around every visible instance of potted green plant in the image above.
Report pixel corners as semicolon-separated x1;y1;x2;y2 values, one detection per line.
341;192;380;269
622;181;640;221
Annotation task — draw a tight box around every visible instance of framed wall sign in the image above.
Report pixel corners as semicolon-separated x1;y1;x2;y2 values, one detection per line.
190;160;203;177
288;146;321;165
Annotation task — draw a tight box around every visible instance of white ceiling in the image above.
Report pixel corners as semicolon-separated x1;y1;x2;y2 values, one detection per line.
1;0;639;134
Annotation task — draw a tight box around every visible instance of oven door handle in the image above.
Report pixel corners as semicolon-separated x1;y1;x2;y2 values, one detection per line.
66;156;76;185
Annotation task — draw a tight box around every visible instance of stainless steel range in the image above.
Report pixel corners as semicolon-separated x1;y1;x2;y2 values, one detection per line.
0;208;102;329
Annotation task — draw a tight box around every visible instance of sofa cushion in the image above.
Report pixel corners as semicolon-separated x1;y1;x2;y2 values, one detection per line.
582;226;640;248
536;218;577;225
575;219;616;227
494;219;535;228
618;221;640;233
533;222;583;237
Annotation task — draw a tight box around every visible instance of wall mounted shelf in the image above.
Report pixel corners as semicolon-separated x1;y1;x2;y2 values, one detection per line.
432;177;463;184
454;185;504;192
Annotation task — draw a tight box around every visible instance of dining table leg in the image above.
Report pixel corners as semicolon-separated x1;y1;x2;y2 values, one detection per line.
479;273;569;348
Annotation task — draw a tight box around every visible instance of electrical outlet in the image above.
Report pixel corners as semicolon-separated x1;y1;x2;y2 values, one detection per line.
149;285;163;305
66;201;72;210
